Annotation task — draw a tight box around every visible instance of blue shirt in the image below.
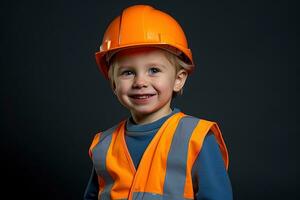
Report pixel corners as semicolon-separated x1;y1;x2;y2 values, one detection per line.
84;109;233;199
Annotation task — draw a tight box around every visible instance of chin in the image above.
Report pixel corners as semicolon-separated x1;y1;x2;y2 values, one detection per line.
132;108;156;116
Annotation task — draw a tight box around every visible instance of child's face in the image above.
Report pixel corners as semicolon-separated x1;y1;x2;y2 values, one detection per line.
111;47;187;124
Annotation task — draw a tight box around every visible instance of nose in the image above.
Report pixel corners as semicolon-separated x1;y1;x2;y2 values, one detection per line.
132;74;148;89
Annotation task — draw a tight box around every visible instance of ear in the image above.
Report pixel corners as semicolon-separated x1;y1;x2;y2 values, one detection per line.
173;69;188;92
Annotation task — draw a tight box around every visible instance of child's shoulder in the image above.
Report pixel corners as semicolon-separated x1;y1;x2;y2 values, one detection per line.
88;123;120;157
95;123;120;141
182;112;216;124
180;113;220;134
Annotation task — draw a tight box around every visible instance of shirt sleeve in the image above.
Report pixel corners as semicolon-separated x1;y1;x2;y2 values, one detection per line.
83;167;99;200
192;132;233;200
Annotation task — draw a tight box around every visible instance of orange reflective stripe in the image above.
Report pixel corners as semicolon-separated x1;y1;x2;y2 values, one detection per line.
184;119;208;198
210;123;229;169
89;132;101;158
184;119;229;198
128;112;186;199
106;121;136;199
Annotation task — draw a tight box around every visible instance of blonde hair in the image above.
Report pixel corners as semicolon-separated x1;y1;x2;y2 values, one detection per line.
108;48;193;97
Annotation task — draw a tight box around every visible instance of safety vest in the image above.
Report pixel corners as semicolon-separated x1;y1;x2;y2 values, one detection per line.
89;112;229;200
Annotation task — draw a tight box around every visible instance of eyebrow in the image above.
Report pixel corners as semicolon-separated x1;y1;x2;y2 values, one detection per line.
118;62;167;69
146;62;167;69
116;66;133;74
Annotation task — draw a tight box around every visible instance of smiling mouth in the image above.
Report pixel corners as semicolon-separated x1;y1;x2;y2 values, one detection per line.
129;94;155;99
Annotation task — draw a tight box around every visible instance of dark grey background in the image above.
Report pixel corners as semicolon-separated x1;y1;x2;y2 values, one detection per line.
1;0;299;199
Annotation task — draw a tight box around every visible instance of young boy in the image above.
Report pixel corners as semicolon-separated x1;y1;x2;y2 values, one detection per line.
84;4;233;200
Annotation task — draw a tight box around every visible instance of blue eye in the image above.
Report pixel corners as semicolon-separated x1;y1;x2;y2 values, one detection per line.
149;67;160;74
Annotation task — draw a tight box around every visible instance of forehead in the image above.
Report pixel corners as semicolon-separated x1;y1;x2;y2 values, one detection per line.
114;47;171;65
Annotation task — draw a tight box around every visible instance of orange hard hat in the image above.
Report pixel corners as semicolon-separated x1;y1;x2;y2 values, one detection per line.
95;5;194;79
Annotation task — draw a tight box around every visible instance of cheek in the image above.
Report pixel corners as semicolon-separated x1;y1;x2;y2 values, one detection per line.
115;81;130;94
114;85;128;103
154;80;175;93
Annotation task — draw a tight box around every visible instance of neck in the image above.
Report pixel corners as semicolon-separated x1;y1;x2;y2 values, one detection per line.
131;107;172;125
